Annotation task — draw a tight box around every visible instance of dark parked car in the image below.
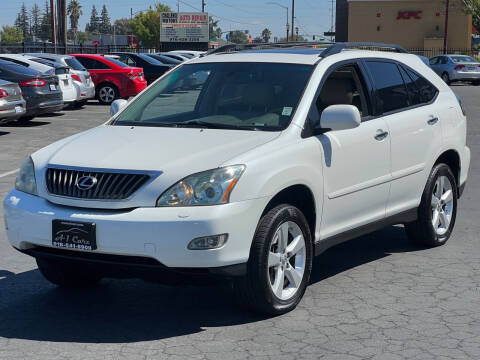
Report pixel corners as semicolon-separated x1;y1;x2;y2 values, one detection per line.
0;59;63;121
0;79;26;124
110;52;173;84
144;53;182;66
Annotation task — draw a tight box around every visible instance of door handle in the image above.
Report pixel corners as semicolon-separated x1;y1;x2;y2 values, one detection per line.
427;117;439;125
374;130;389;141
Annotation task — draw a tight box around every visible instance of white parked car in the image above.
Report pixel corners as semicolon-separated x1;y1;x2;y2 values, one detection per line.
3;43;470;314
26;53;96;106
0;54;77;105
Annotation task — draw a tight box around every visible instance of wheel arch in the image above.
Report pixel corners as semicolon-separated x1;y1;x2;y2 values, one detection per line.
434;149;461;189
261;184;317;240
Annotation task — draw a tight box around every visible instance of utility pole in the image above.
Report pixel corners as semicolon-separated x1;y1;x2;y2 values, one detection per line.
202;0;206;12
50;0;56;53
443;0;450;54
330;0;335;42
177;0;180;13
130;8;133;20
57;0;67;53
291;0;295;41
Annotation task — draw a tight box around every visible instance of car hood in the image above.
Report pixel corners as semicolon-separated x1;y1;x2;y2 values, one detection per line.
33;125;280;208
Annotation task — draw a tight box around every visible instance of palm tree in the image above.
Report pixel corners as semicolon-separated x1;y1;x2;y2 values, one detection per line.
67;0;83;44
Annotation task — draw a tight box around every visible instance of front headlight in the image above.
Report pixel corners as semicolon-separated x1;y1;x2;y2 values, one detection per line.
15;157;37;196
156;165;245;207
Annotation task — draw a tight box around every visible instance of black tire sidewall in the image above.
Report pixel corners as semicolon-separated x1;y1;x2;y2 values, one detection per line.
421;164;458;245
249;205;313;314
96;84;119;105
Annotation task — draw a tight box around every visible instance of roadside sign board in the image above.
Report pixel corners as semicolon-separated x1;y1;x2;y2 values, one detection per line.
160;12;209;43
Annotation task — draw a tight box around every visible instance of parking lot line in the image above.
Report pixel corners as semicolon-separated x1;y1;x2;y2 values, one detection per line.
0;169;19;179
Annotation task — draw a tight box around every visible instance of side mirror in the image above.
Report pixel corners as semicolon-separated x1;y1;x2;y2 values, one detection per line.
320;105;361;132
110;99;128;117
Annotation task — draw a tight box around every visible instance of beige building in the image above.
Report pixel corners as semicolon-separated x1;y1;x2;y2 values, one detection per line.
347;0;472;50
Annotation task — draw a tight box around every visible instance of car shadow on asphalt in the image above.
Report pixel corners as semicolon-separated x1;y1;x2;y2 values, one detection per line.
0;131;9;136
0;226;421;344
2;121;51;128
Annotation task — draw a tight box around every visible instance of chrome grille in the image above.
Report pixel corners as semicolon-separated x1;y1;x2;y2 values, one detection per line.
46;168;150;200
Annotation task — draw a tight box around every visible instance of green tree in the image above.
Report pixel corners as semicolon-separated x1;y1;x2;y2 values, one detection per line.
1;25;24;44
86;5;100;33
460;0;480;29
209;16;221;40
39;0;51;41
130;2;171;48
113;18;132;35
30;3;41;41
278;34;307;42
229;30;249;44
77;30;91;44
100;4;112;34
15;2;31;41
67;0;83;43
261;28;272;43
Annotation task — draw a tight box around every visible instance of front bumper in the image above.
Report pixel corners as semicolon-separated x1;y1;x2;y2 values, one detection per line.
3;189;268;269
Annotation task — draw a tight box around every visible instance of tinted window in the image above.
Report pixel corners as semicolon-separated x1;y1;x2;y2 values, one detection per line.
429;57;439;65
439;57;448;64
78;58;110;70
366;61;409;113
406;68;438;103
65;57;86;71
105;58;128;68
450;56;477;63
0;61;40;76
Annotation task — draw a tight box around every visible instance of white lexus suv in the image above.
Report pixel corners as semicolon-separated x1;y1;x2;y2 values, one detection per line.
3;43;470;314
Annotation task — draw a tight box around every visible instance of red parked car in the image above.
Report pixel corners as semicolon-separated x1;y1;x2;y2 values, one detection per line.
70;54;147;105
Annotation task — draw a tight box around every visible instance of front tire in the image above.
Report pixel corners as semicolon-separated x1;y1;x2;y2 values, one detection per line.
36;258;102;287
441;72;451;85
234;204;313;315
405;163;458;247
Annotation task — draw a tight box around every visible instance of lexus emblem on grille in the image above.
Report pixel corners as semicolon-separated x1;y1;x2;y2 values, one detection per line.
76;176;98;191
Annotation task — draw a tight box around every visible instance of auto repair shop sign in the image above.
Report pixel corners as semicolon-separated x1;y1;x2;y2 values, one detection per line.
160;12;209;43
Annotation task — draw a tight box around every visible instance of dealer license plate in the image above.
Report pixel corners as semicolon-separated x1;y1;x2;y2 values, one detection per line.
52;220;97;250
49;84;56;91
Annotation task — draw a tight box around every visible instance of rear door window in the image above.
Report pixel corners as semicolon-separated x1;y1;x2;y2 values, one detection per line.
365;61;409;114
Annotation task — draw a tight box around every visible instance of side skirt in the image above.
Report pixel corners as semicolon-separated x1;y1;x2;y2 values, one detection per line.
314;208;418;256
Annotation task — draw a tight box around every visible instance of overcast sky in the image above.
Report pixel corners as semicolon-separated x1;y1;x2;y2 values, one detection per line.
1;0;335;40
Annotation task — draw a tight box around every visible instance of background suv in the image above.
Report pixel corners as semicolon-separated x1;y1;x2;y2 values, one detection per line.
71;54;147;104
4;43;470;314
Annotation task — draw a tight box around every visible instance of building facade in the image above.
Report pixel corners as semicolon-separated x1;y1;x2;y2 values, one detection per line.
338;0;472;49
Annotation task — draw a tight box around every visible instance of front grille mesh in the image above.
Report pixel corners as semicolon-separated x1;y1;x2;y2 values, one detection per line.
46;168;150;200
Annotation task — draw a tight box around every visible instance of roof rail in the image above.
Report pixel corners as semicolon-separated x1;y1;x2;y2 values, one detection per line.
320;42;409;58
202;41;334;56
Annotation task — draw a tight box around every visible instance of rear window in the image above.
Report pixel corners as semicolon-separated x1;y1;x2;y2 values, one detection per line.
65;57;86;71
105;57;129;68
138;53;163;65
451;56;477;63
0;61;40;76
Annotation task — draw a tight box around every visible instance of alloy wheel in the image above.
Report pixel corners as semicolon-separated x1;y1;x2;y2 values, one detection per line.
99;86;116;103
268;221;306;301
431;175;454;236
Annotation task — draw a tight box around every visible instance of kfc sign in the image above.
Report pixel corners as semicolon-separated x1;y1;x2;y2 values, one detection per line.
397;11;422;20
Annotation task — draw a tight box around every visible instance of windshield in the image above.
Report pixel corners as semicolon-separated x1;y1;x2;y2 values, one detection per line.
65;57;86;71
451;56;478;63
114;62;313;131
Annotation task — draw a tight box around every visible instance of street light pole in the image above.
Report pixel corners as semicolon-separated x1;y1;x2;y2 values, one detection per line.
291;0;295;41
267;2;289;42
443;0;450;54
202;0;206;12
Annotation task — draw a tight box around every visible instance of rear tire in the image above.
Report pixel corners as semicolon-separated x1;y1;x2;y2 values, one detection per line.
234;204;313;315
405;163;458;247
441;72;451;85
473;80;480;86
36;258;102;287
96;83;119;105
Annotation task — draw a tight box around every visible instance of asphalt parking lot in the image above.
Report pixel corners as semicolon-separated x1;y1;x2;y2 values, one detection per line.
0;86;479;359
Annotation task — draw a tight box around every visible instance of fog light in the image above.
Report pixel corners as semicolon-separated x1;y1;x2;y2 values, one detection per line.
187;234;228;250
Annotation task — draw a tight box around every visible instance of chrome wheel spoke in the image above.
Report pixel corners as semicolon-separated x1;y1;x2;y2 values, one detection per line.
431;195;440;208
286;235;305;257
277;222;289;253
441;189;453;203
432;209;440;228
439;211;449;228
268;252;282;267
285;267;303;288
271;267;285;298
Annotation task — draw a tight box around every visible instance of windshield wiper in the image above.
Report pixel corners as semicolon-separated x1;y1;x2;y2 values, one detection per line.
181;120;261;131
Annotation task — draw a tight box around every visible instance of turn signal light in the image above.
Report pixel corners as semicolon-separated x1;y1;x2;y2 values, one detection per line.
0;89;8;98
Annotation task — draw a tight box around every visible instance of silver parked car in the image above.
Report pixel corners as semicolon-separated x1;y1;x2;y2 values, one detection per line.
0;79;26;124
429;54;480;85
